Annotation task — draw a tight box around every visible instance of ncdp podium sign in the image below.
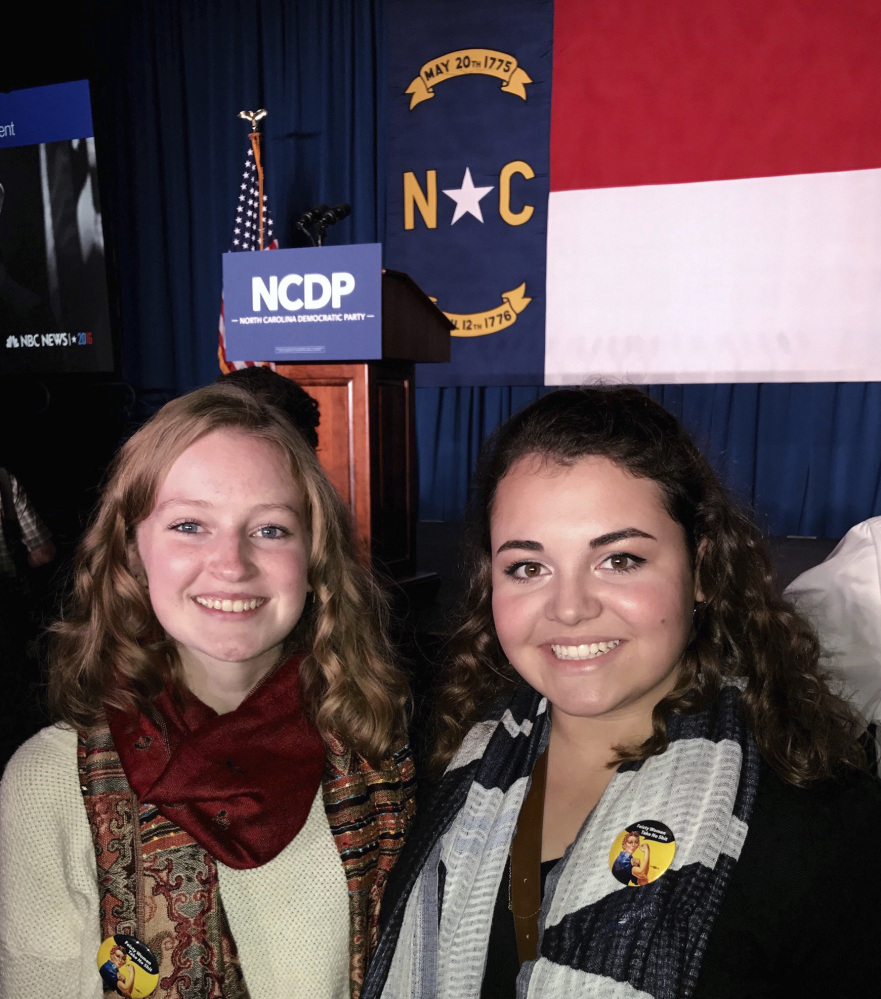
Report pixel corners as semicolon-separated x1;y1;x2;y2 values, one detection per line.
222;243;383;361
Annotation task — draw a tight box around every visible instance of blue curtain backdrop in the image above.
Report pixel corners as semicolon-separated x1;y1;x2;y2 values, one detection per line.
415;382;881;537
1;0;387;396
4;0;880;539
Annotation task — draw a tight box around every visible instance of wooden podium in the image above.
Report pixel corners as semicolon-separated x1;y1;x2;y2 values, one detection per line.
276;270;452;580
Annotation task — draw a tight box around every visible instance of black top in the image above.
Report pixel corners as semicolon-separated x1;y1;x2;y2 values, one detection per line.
477;764;881;997
694;763;881;997
481;857;559;998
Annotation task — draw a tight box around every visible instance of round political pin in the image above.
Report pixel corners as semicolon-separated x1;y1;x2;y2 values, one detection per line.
96;934;160;997
608;819;676;887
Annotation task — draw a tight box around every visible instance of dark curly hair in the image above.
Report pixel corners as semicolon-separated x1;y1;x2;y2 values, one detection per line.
432;386;864;784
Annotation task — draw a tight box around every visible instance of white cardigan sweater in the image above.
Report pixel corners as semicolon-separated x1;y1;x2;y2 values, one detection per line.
0;725;349;999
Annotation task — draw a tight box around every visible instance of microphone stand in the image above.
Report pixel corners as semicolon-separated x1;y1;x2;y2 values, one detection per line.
295;203;351;247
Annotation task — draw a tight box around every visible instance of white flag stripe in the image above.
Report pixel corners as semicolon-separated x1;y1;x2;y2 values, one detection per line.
545;167;881;385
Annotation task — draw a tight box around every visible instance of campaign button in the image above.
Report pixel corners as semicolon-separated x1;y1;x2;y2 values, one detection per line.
96;934;159;997
608;819;676;887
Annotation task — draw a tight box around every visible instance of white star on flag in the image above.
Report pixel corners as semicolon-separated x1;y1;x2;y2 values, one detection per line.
443;167;494;224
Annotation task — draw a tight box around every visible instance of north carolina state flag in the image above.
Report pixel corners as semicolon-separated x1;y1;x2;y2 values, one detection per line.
387;0;881;386
545;0;881;384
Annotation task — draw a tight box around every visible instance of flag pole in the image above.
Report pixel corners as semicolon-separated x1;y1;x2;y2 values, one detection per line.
237;109;268;250
249;131;264;251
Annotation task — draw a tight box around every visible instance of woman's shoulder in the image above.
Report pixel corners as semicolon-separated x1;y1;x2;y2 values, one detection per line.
740;763;881;887
696;763;881;997
2;724;79;792
325;733;415;777
755;761;881;830
0;725;92;866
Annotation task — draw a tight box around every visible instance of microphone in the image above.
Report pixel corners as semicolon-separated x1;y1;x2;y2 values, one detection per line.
318;203;351;226
296;204;329;227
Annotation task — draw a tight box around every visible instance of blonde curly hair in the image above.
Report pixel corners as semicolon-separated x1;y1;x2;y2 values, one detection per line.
49;383;407;763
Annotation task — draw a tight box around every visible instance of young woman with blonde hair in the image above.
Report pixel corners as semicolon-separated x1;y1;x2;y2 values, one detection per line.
0;383;414;999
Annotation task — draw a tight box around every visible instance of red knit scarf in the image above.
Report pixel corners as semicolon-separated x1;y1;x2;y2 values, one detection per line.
106;653;326;869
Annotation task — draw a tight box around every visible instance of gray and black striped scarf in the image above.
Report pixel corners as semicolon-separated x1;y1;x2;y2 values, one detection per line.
363;683;760;999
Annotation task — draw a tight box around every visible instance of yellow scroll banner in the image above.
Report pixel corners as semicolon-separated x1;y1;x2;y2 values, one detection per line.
432;283;532;338
406;49;532;110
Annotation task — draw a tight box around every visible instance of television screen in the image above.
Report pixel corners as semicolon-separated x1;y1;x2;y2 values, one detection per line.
0;80;115;375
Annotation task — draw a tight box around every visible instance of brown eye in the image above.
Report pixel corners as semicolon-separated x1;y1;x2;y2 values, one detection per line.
504;560;547;580
601;552;645;572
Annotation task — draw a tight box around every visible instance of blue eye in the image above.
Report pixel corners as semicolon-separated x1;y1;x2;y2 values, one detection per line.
171;521;201;534
255;525;290;539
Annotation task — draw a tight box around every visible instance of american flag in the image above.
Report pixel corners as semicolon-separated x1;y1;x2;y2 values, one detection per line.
218;141;279;372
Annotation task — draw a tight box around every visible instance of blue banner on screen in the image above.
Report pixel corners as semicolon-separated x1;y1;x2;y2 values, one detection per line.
0;81;94;149
0;80;115;375
385;0;553;387
222;243;382;361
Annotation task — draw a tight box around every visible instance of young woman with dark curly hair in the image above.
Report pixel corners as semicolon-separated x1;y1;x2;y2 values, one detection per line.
0;384;415;999
363;386;881;999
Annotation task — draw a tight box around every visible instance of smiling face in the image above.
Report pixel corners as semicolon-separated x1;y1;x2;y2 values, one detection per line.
490;454;701;741
134;429;310;701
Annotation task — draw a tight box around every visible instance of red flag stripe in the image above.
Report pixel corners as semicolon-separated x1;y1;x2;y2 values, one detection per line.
551;0;881;192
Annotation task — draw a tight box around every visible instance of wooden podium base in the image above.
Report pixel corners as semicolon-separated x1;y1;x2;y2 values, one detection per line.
276;360;417;579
